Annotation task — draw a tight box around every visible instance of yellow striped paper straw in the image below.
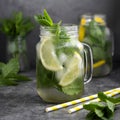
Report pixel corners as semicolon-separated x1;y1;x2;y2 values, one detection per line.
68;89;120;114
45;87;120;112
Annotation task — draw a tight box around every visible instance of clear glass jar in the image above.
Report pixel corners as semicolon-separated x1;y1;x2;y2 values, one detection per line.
79;14;113;77
36;24;93;103
7;36;29;72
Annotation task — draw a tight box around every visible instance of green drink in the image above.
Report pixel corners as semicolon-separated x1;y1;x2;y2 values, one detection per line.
79;14;113;77
35;10;93;103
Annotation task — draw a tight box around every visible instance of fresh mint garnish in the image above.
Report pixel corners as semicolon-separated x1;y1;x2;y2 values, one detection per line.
83;92;120;120
34;9;53;26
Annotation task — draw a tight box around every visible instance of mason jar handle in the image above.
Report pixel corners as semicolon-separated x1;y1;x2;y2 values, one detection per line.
82;43;93;84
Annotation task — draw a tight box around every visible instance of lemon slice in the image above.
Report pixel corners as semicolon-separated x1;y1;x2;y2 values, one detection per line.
39;38;63;71
79;25;85;42
59;52;83;86
94;16;105;25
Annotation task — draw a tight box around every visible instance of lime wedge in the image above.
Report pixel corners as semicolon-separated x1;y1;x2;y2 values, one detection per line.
36;42;40;59
39;38;63;71
59;52;82;86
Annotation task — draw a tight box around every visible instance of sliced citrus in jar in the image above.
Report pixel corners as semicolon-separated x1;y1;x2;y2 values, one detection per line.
39;38;63;71
59;52;83;87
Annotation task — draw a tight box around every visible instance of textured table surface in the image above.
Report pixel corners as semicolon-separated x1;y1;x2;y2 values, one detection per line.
0;68;120;120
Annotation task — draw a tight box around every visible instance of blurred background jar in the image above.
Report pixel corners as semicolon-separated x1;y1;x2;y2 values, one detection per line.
0;12;34;72
7;35;29;72
79;14;114;77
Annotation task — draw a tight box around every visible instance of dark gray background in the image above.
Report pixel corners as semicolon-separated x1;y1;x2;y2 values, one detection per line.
0;0;120;69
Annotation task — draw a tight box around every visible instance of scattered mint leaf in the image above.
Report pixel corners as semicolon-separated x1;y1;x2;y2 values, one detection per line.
0;63;5;74
83;92;120;120
103;106;114;120
0;62;5;67
86;111;102;120
0;75;18;86
83;102;105;111
98;92;120;104
106;100;115;113
7;74;31;82
2;58;19;77
95;108;104;118
0;58;31;86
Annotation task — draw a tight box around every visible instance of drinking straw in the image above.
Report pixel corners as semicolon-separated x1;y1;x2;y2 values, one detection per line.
45;87;120;112
93;60;106;68
68;89;120;113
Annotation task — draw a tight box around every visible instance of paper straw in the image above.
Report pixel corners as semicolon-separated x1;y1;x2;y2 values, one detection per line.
68;89;120;114
45;87;120;112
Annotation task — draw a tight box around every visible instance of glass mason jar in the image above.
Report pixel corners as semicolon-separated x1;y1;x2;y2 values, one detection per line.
79;14;113;77
36;25;93;103
7;36;29;72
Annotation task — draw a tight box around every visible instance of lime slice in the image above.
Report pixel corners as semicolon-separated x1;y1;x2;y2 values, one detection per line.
36;42;40;59
59;52;83;86
39;38;63;71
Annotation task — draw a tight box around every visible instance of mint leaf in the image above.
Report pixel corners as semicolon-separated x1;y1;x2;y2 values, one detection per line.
7;74;31;82
62;78;84;95
0;12;34;37
103;106;114;120
98;92;120;104
0;74;31;86
14;12;22;25
83;102;105;111
84;92;120;120
36;59;57;87
0;62;5;67
87;20;105;47
86;111;102;120
95;108;104;118
2;58;19;77
92;46;106;61
43;9;53;26
106;100;115;112
0;58;31;86
34;9;53;26
84;104;114;120
34;16;52;26
0;63;5;74
0;75;18;86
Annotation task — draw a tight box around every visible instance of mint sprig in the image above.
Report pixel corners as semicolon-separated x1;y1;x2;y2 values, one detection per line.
0;58;31;86
0;12;34;38
34;9;53;26
83;92;120;120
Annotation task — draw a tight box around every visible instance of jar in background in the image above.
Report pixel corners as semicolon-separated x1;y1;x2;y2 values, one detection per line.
7;36;29;72
79;14;113;77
